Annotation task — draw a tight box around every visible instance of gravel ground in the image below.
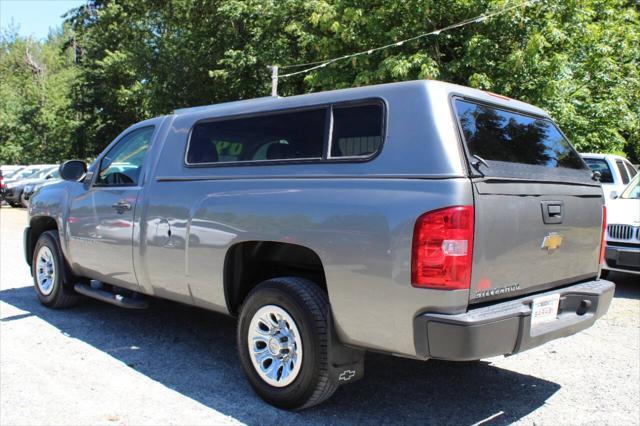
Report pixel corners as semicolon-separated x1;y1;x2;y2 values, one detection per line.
1;206;639;425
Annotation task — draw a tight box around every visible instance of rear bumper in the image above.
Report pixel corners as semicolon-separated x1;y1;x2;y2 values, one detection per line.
604;244;640;274
414;279;615;361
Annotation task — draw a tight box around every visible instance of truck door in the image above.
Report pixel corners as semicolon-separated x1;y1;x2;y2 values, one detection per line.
67;126;155;290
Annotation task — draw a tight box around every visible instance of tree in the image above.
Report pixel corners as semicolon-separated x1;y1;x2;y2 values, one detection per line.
1;0;638;164
0;26;79;164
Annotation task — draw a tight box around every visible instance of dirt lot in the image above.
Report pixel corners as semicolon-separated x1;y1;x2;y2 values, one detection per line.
1;206;638;425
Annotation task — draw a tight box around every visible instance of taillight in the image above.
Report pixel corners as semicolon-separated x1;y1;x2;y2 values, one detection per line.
600;205;607;264
412;206;474;290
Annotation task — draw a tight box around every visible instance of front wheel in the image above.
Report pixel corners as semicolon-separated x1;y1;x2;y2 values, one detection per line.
32;231;79;308
237;277;338;410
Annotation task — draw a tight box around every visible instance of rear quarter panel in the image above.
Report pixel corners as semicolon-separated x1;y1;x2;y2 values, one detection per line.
140;177;472;356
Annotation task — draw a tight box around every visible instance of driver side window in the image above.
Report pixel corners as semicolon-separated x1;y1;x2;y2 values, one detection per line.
95;126;154;186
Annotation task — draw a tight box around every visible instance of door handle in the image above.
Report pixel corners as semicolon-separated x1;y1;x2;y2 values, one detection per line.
112;200;132;213
547;204;562;216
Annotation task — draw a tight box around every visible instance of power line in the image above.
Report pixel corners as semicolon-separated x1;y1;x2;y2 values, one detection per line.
270;0;537;86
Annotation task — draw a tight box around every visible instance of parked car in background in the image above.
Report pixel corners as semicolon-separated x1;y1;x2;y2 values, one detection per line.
3;165;59;207
26;80;614;409
21;168;62;207
582;153;638;201
602;174;640;277
3;165;49;185
2;165;42;205
0;165;26;176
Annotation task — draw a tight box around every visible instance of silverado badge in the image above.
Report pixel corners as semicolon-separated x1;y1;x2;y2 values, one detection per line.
541;233;563;251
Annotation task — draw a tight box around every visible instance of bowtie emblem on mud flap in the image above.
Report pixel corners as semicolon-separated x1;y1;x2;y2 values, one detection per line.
339;369;356;381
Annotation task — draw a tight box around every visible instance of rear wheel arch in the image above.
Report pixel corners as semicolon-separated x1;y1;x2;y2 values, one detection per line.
223;241;328;315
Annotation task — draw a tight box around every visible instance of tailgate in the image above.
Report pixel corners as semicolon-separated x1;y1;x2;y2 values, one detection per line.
471;181;603;303
451;97;604;303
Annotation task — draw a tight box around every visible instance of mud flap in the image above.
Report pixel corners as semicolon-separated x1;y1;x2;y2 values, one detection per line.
327;312;365;385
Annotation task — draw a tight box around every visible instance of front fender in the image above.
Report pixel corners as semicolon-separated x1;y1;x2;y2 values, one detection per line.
28;180;84;265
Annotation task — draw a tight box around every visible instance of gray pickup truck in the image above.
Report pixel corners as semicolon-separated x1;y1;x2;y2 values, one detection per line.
25;80;614;409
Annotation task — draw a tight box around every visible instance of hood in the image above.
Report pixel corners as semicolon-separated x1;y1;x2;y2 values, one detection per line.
607;198;640;226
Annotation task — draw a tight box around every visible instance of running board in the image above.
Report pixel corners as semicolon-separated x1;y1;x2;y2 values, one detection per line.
74;282;149;309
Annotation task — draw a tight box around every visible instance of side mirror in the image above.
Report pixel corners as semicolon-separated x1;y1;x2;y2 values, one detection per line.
59;160;87;182
610;191;618;200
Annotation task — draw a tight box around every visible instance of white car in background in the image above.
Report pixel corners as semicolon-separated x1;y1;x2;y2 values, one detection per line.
601;173;640;277
582;153;638;201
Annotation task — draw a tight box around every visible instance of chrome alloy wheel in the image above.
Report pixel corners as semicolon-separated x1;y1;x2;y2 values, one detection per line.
35;246;56;296
248;305;303;387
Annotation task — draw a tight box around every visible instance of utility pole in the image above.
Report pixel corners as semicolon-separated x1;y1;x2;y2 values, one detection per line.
269;65;278;97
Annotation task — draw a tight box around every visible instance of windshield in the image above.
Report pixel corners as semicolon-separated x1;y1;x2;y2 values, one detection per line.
14;168;41;179
4;168;24;179
621;175;640;199
33;167;57;179
584;158;614;183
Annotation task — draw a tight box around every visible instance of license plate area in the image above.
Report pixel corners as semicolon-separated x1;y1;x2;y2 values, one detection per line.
530;293;560;335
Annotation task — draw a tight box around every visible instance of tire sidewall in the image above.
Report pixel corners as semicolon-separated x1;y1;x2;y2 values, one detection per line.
238;282;322;408
32;232;66;305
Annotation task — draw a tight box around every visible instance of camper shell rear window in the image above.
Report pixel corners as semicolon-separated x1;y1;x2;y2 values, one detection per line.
453;98;591;182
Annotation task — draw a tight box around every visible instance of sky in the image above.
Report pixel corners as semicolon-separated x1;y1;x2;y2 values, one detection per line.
0;0;86;39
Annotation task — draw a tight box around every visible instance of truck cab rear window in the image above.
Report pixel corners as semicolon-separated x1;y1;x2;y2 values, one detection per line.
186;109;325;164
454;99;585;171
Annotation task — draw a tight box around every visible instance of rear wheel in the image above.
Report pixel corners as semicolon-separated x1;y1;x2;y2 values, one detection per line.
32;231;79;308
237;277;338;410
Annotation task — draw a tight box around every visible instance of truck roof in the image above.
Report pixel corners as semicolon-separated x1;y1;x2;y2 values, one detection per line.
581;153;628;161
173;80;550;119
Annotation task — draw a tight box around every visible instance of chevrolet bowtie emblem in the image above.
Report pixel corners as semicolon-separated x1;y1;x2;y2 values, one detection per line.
541;233;563;251
339;369;356;381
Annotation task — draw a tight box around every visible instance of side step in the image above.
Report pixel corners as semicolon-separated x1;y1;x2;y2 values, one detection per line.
74;281;149;309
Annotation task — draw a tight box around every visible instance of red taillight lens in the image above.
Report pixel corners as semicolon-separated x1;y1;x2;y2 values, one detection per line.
412;206;474;290
600;205;607;264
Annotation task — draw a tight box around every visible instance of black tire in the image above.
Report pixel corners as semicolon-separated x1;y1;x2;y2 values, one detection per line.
32;230;79;308
237;277;338;410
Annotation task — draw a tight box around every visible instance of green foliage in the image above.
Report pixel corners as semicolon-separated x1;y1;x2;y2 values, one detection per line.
0;27;80;163
1;0;638;164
